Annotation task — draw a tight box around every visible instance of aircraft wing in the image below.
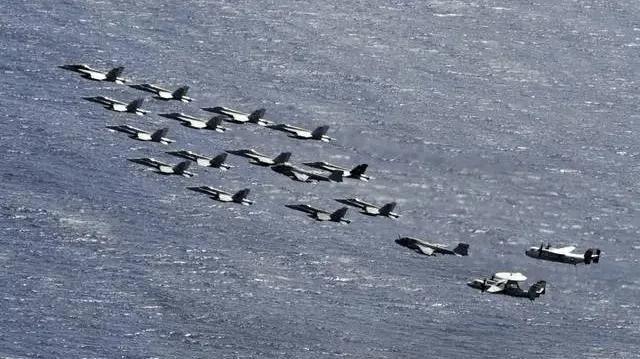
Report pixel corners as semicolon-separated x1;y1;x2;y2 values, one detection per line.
128;157;168;169
107;125;145;135
486;284;504;293
291;171;312;182
416;244;435;256
547;246;576;254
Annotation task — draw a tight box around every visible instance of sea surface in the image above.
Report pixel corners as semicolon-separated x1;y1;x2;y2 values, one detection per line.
1;1;639;358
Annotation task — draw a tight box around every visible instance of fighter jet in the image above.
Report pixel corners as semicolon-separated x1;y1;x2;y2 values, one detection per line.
395;236;469;256
84;96;148;115
188;186;253;205
335;198;399;218
167;150;233;170
60;64;127;83
467;272;547;301
128;158;194;177
525;243;601;265
304;162;370;181
202;106;273;126
285;204;351;223
271;163;343;183
268;123;334;142
130;84;192;102
226;149;291;166
159;113;227;132
106;125;174;144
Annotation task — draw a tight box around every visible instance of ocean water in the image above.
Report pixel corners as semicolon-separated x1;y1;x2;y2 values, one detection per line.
1;1;639;357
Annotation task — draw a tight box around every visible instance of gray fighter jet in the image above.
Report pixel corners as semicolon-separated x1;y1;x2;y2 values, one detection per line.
396;236;469;256
202;106;273;126
188;186;253;205
285;204;351;223
107;125;174;144
85;96;148;115
167;150;233;170
128;158;194;177
226;149;291;166
525;243;601;265
60;64;127;83
268;123;334;142
335;198;399;218
271;163;343;183
130;84;192;102
468;272;546;301
304;162;370;181
160;113;227;132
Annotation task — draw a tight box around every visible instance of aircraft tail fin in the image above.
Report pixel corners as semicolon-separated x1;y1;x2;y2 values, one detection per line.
151;127;169;142
210;153;228;167
172;86;189;99
126;98;145;112
173;161;191;175
273;152;291;164
105;66;124;81
453;243;470;256
330;207;349;222
584;248;601;264
248;108;266;123
232;188;251;203
379;202;397;216
206;116;224;129
527;281;546;300
350;164;368;178
328;170;344;182
311;125;330;139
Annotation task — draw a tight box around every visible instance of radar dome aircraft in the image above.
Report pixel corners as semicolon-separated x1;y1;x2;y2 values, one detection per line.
60;64;127;83
467;272;546;301
525;243;601;265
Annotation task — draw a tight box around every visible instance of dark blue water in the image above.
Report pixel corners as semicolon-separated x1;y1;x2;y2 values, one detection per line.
1;1;639;357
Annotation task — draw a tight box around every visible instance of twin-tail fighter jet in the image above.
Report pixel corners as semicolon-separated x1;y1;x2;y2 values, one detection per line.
130;84;192;102
60;64;127;83
525;243;601;265
336;198;398;218
226;149;291;166
160;113;227;132
85;96;148;115
268;123;334;142
107;125;174;144
395;236;469;256
467;272;546;301
128;158;194;177
271;163;343;183
285;204;351;224
305;162;370;181
203;107;274;126
167;150;233;170
188;186;253;205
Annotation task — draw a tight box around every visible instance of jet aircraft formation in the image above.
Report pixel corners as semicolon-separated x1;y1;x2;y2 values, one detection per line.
61;63;602;302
